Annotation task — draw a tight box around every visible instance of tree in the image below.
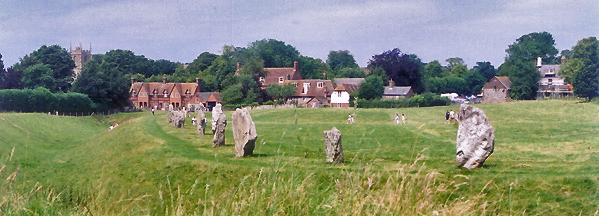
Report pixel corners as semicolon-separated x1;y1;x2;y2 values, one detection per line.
297;55;328;79
463;69;486;95
358;76;384;100
12;45;76;92
187;52;218;74
266;83;296;102
422;60;447;79
334;67;366;78
21;63;55;90
327;50;359;72
450;65;468;77
472;61;496;82
561;37;599;99
247;39;300;68
498;32;557;100
445;57;465;70
367;48;424;93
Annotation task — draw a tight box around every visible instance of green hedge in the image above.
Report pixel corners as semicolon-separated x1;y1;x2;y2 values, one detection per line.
356;93;450;108
0;88;94;112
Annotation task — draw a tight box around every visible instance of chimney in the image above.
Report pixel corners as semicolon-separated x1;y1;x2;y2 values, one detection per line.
162;77;167;84
389;79;395;88
323;70;327;80
131;77;136;84
196;78;201;92
237;62;241;70
536;57;542;68
293;61;299;73
561;55;566;65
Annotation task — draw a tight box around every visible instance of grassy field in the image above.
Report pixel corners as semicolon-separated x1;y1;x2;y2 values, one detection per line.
0;100;598;215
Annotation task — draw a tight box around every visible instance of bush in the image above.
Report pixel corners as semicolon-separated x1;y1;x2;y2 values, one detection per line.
0;88;94;113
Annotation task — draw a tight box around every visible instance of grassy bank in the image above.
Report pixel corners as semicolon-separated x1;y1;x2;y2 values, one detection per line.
1;100;597;215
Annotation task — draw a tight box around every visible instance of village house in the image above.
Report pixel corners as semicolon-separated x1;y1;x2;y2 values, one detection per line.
259;61;303;88
286;79;335;108
482;76;512;103
331;78;365;108
382;79;414;100
129;77;221;111
537;56;573;98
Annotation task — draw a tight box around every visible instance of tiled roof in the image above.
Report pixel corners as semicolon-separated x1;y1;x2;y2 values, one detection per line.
287;79;335;97
539;65;562;78
495;76;512;89
263;67;302;86
383;86;412;96
333;78;365;87
334;83;359;92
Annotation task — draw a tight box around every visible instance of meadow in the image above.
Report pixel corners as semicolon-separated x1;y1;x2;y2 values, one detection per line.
0;100;597;215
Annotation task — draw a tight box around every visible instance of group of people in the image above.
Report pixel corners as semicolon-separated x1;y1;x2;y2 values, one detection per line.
445;109;458;124
394;113;406;125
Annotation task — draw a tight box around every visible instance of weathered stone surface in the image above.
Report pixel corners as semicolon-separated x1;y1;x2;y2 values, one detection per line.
196;103;207;136
168;111;186;128
456;104;495;169
211;104;223;134
212;110;227;148
232;108;257;157
323;127;344;163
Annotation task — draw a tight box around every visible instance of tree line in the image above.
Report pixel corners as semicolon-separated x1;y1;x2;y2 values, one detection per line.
0;33;598;112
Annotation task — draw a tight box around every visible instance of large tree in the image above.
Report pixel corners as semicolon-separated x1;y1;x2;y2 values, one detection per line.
358;75;384;100
367;48;424;93
247;39;300;68
326;50;359;72
445;57;465;71
498;32;557;100
561;37;599;99
187;52;218;74
21;63;55;90
13;45;76;92
472;61;496;82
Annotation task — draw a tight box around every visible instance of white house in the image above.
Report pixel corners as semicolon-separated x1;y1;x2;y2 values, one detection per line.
331;78;365;108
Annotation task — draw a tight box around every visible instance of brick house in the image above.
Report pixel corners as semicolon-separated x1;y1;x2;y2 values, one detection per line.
259;61;303;88
286;79;335;108
129;77;221;110
482;76;512;103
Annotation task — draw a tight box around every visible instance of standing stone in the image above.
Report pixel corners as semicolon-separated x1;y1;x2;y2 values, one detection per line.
211;103;223;134
196;103;207;136
169;111;186;128
232;108;257;157
456;104;495;169
323;127;344;163
212;111;227;148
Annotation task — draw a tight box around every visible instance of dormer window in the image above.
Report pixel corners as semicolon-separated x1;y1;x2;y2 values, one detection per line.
317;82;323;88
153;89;158;95
131;90;136;97
302;83;310;94
279;77;284;83
185;89;190;95
259;77;265;82
163;89;168;97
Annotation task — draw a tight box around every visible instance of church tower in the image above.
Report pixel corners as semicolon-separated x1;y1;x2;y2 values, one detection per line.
70;42;92;78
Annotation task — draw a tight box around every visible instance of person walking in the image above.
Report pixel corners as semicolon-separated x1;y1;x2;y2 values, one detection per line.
450;109;455;123
151;107;155;115
395;113;400;125
445;110;449;124
401;113;406;125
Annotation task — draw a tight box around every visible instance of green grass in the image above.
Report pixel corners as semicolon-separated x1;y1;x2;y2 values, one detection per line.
1;100;598;215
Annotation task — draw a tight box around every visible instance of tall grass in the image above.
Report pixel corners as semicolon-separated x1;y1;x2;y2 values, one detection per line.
0;100;597;215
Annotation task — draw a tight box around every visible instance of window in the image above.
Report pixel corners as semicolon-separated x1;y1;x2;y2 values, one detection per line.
153;89;158;95
279;77;284;83
317;82;323;88
131;90;136;97
172;93;180;98
140;92;148;97
291;82;298;87
548;79;553;83
259;77;265;82
302;83;310;94
163;89;168;97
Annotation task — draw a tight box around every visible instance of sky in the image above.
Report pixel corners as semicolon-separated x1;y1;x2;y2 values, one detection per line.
1;0;598;69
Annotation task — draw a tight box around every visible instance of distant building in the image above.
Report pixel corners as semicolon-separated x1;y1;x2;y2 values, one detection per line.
331;78;365;108
482;76;512;103
259;61;303;88
287;79;335;108
70;42;92;79
129;77;221;111
383;79;414;100
536;56;573;98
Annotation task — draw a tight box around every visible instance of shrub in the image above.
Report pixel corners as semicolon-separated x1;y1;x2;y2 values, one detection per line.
357;93;450;108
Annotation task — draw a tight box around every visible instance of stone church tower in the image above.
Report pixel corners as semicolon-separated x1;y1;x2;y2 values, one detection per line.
70;42;92;78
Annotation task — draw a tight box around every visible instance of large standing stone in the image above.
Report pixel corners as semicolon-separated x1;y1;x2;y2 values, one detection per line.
168;111;186;128
323;127;344;163
196;103;207;136
456;104;495;169
212;111;227;148
232;108;257;157
211;104;223;134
